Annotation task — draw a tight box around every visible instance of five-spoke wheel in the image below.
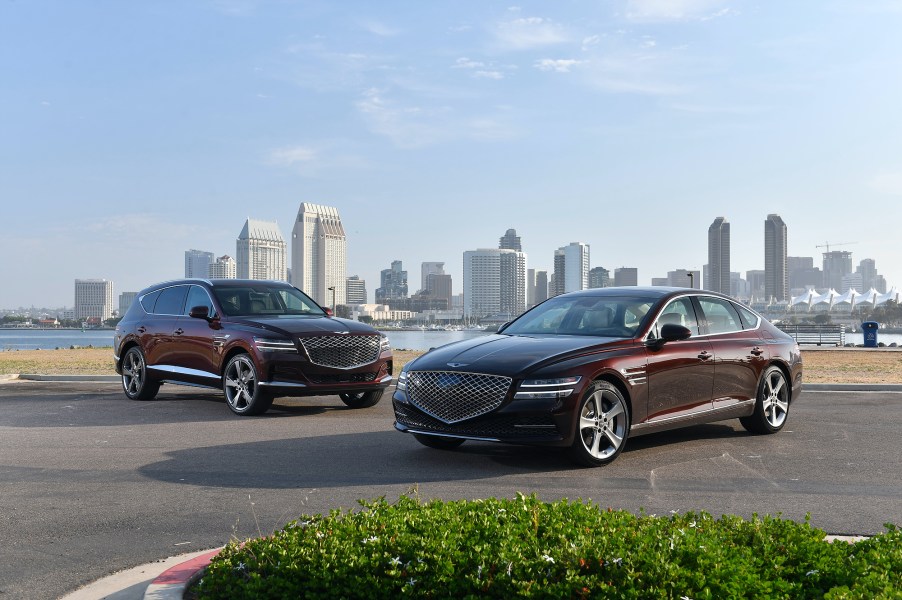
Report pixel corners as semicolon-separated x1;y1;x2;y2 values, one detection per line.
740;366;790;434
569;381;630;467
223;354;273;416
121;347;160;400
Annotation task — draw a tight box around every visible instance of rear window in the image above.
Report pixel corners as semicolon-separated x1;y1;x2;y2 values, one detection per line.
153;286;189;315
139;289;161;313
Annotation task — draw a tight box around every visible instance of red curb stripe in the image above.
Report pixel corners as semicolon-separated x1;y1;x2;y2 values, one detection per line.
152;549;221;585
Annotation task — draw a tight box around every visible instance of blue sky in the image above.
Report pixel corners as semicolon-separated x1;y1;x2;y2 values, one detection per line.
2;0;901;308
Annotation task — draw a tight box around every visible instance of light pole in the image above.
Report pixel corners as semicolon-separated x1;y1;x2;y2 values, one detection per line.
327;286;336;313
687;272;694;288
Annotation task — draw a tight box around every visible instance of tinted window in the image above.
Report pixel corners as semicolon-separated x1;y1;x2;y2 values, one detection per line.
651;297;700;338
140;289;161;313
212;285;325;317
734;302;760;330
184;285;215;317
153;285;189;315
503;295;655;337
697;297;742;334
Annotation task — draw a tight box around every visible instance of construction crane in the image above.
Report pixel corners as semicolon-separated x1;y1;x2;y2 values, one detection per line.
815;241;858;253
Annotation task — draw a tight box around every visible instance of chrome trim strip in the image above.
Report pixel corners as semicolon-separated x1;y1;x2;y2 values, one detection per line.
400;427;502;443
146;365;220;380
513;424;557;429
258;381;309;388
633;399;756;432
379;374;394;383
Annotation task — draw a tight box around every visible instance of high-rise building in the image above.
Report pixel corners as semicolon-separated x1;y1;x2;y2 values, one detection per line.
588;266;610;289
551;242;589;296
75;279;114;321
707;217;730;294
614;267;638;287
822;251;853;291
668;269;699;288
499;228;522;251
731;272;750;300
746;269;766;300
185;249;214;279
856;258;886;292
346;275;367;304
421;262;445;292
463;248;527;318
764;214;788;302
376;260;408;302
425;272;453;308
118;292;137;317
237;219;287;281
209;255;237;279
291;203;347;306
534;270;548;306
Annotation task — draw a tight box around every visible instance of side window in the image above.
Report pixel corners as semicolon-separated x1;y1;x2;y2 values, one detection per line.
140;289;161;313
184;285;215;317
697;297;742;334
654;298;699;337
734;302;760;330
153;285;189;315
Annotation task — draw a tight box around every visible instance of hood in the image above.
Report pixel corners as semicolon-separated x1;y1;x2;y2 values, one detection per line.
407;333;628;377
225;315;381;337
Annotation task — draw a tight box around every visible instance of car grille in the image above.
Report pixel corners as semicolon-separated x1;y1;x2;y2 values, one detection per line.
300;335;381;369
405;370;512;424
307;372;378;385
394;401;561;440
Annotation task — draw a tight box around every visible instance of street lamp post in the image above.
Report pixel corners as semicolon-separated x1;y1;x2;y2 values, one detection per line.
327;286;336;313
687;272;694;288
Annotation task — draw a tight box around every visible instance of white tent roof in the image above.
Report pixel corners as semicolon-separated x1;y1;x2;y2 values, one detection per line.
790;289;817;306
811;289;840;306
833;288;859;305
853;288;880;307
876;287;900;305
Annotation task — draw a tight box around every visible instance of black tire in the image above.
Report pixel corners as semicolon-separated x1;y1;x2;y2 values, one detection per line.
339;389;384;409
740;366;790;434
568;381;630;467
223;354;273;416
121;346;160;401
413;433;466;450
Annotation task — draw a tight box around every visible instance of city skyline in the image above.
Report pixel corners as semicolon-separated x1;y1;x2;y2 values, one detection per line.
3;1;902;308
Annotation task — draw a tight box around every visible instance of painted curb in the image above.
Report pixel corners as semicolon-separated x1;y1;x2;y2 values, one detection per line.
143;548;221;600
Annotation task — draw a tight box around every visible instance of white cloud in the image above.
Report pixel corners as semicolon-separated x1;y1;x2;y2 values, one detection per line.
495;16;569;50
360;20;400;37
474;70;504;80
355;88;516;147
268;146;317;166
626;0;733;22
581;35;601;51
453;57;486;69
869;171;902;196
534;59;583;73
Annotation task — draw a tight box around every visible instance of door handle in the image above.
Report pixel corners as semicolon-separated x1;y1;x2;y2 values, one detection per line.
137;326;146;334
174;328;184;335
750;347;764;356
698;351;712;360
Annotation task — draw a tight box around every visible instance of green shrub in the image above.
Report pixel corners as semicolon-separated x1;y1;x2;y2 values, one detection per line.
194;494;900;599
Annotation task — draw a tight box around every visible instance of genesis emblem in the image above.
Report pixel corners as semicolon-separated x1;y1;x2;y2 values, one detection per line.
446;362;468;368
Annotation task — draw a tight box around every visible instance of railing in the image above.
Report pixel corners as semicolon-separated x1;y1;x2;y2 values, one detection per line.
776;324;845;346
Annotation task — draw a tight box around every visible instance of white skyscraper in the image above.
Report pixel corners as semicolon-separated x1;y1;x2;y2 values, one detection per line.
209;255;237;279
552;242;590;295
237;219;287;281
184;249;214;278
75;279;114;321
463;248;527;318
291;203;347;307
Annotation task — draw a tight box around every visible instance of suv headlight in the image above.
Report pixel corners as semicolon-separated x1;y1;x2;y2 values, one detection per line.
396;370;408;391
380;335;391;353
253;337;297;353
514;376;581;400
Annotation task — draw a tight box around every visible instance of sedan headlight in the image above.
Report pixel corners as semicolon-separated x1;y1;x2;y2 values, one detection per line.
253;337;297;353
514;376;581;400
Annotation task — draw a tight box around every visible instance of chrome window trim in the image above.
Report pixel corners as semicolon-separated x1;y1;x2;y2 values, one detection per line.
643;292;764;343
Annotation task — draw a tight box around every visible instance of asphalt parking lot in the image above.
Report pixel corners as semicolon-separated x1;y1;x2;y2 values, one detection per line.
1;381;900;599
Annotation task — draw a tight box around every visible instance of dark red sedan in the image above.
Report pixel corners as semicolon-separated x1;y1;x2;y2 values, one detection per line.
115;279;393;415
393;287;802;466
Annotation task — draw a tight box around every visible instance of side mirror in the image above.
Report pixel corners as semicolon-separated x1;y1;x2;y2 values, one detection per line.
497;321;511;333
189;305;210;320
324;307;334;317
660;323;692;342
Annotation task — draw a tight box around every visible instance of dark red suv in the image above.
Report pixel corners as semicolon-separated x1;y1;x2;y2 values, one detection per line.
114;279;393;415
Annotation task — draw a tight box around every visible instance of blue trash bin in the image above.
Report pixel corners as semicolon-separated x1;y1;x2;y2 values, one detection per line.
861;321;879;347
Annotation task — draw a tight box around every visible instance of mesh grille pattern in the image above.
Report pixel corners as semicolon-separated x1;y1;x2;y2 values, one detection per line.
406;371;512;423
307;372;378;384
300;335;381;369
394;401;560;439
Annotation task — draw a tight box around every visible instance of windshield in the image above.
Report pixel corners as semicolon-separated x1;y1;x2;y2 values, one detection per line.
212;285;325;317
502;295;656;338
